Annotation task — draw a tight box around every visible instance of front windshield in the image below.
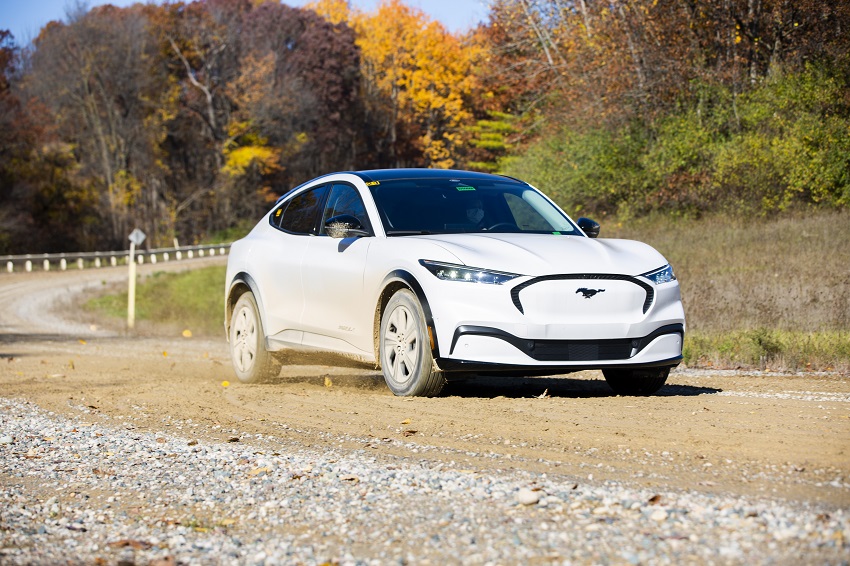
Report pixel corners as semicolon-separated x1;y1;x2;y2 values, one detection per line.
369;178;580;236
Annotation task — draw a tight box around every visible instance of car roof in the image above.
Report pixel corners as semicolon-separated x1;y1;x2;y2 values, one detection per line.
275;169;525;205
351;168;523;184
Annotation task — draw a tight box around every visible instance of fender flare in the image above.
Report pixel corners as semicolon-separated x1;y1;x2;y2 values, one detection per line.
225;272;270;342
379;269;441;359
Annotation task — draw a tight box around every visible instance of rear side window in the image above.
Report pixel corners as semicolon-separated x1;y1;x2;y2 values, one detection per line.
272;185;328;235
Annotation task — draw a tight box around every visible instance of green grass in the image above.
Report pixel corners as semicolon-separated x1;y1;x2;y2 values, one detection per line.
86;265;226;336
683;329;850;371
87;211;850;371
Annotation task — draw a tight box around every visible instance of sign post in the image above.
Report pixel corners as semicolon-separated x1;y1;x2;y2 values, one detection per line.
127;229;146;330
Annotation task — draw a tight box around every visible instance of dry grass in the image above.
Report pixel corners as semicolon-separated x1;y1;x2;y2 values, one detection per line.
608;209;850;371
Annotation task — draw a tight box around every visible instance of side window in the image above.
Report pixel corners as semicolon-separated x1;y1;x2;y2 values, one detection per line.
319;184;372;235
277;185;328;235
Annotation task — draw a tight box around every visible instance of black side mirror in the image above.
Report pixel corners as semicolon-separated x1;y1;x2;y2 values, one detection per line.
577;217;600;238
324;214;370;239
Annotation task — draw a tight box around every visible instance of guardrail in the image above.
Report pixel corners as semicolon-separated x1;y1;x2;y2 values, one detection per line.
1;243;231;273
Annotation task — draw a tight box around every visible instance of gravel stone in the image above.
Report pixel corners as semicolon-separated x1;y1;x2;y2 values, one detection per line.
515;488;541;506
1;396;848;565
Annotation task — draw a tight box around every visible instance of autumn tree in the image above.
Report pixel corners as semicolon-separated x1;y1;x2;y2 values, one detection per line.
485;0;850;130
240;2;360;179
312;0;477;168
25;6;177;248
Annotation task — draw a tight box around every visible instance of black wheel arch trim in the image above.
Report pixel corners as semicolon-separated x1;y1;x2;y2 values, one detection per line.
226;272;268;341
380;270;441;359
510;273;655;314
448;323;684;362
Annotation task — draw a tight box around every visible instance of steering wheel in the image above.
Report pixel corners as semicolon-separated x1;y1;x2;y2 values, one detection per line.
485;222;519;232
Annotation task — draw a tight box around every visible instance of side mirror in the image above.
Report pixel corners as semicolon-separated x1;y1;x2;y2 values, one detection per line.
577;217;600;238
324;214;370;239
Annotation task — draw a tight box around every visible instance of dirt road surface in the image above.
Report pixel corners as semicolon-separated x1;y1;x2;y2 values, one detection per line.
1;261;848;563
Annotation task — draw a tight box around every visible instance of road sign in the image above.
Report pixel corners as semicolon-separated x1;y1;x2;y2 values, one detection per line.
128;228;146;246
127;229;145;330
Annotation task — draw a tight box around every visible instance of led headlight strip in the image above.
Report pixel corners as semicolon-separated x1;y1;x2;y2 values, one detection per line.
419;260;520;285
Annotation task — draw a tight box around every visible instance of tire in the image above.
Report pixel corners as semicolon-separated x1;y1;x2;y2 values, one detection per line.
229;292;281;384
602;367;670;396
380;289;445;397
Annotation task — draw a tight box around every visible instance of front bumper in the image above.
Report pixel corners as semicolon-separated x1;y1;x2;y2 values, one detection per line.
424;273;685;372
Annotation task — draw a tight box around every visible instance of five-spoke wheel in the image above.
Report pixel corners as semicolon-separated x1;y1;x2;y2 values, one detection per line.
229;292;281;384
380;289;445;397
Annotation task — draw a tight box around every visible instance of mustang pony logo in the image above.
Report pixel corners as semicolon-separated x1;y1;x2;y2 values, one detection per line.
576;288;605;299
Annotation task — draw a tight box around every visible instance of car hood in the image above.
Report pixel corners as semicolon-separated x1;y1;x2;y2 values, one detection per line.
416;233;668;277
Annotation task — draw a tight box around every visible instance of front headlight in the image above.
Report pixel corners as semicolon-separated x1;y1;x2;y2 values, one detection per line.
419;260;521;285
641;264;677;285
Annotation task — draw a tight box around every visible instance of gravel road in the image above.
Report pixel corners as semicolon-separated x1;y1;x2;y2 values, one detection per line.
1;264;848;565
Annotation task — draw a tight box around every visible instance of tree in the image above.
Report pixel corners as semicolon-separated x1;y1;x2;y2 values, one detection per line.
26;6;176;248
312;0;477;168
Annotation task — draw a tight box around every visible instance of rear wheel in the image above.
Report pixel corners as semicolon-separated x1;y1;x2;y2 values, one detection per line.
380;289;445;397
602;367;670;396
229;292;281;384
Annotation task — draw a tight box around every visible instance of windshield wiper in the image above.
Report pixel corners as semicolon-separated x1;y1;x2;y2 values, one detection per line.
385;230;433;236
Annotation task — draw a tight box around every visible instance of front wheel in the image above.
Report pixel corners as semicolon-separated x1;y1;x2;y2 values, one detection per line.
229;292;281;384
602;367;670;396
380;289;445;397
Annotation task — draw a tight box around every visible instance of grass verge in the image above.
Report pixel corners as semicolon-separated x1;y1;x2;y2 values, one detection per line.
85;265;226;337
684;330;850;372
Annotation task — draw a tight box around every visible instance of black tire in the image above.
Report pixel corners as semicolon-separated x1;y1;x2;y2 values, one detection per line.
602;367;670;396
229;292;281;384
379;289;445;397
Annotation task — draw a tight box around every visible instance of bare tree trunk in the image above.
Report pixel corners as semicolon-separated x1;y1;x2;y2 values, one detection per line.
616;2;647;99
577;0;593;38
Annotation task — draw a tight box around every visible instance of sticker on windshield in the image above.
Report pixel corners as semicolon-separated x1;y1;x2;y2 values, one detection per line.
456;185;476;191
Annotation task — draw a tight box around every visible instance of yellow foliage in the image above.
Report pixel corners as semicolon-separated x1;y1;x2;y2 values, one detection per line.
222;145;281;177
307;0;351;25
309;0;478;166
114;170;143;207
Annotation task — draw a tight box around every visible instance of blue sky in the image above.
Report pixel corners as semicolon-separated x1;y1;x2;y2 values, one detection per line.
1;0;490;46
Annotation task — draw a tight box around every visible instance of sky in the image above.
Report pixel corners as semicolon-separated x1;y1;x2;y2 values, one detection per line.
1;0;490;46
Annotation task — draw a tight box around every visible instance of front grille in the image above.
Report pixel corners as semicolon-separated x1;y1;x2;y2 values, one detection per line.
532;339;633;362
510;274;654;314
